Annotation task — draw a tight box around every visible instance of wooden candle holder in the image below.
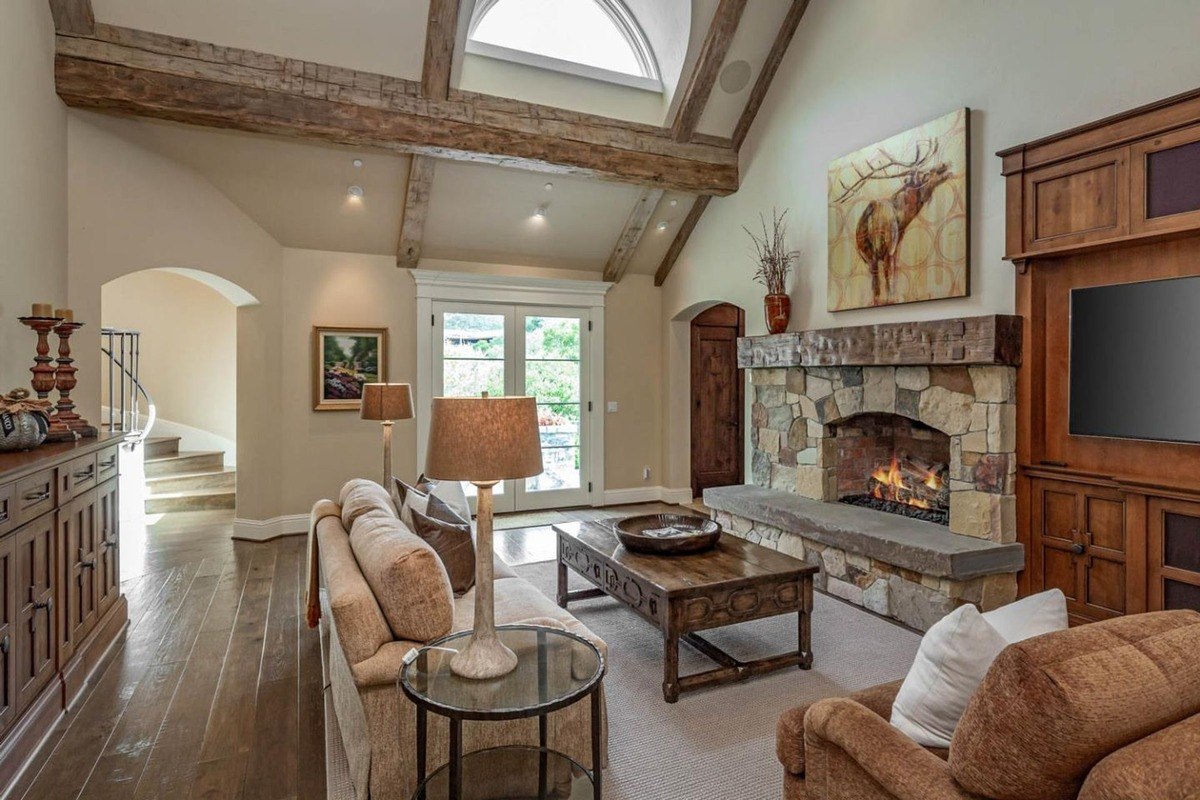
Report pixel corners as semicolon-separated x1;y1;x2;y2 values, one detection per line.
53;321;96;438
17;316;76;443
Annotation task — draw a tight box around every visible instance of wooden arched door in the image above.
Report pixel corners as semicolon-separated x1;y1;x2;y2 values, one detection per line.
690;304;745;498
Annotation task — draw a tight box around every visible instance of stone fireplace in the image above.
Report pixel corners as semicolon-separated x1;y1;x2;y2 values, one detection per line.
705;316;1026;630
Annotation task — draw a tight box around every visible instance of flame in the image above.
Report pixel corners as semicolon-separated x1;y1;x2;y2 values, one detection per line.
869;456;944;510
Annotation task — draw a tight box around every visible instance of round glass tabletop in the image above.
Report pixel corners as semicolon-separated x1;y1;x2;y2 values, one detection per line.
399;625;604;720
412;746;593;799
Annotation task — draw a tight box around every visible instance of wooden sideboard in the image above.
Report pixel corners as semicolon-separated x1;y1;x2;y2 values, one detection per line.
0;433;128;789
1000;87;1200;624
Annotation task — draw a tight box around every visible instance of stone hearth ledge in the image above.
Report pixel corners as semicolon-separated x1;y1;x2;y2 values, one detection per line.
704;485;1023;580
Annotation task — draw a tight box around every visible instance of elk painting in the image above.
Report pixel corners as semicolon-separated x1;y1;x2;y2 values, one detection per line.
828;109;969;311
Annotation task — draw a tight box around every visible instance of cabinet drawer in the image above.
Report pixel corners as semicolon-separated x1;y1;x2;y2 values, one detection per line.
0;481;14;536
13;469;55;527
61;454;98;501
95;446;120;485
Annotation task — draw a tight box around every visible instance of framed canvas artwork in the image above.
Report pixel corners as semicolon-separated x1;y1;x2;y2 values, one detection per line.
828;108;970;311
312;326;388;411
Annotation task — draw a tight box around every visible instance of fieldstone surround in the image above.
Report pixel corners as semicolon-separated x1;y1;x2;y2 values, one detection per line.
722;316;1024;630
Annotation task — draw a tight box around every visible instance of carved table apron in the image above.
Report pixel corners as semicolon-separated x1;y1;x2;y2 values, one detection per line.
554;520;816;703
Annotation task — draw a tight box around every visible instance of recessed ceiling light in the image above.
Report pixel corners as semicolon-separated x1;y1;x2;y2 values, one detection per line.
533;205;548;218
352;158;364;168
657;221;669;231
669;199;679;207
719;60;753;94
544;182;554;192
348;185;364;199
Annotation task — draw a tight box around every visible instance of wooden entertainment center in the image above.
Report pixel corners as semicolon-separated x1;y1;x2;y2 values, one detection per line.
1001;88;1200;624
0;433;127;786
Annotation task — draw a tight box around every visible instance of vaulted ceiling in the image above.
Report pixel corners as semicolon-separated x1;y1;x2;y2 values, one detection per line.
56;0;812;282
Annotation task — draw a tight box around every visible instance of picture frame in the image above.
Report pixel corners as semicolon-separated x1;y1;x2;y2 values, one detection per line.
312;326;388;411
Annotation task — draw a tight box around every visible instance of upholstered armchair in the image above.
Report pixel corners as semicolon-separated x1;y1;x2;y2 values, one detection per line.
777;610;1200;800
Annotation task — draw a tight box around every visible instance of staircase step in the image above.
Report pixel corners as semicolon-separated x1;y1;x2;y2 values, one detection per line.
146;489;236;514
146;468;236;495
145;451;225;477
143;436;182;459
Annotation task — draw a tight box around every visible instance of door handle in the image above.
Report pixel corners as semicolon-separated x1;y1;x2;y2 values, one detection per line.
79;560;96;569
33;598;52;612
1068;543;1085;555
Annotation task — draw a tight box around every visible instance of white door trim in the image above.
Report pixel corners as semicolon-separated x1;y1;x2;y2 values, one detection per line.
412;270;611;507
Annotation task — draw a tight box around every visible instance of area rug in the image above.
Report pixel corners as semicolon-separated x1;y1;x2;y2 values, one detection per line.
492;510;571;530
514;560;921;800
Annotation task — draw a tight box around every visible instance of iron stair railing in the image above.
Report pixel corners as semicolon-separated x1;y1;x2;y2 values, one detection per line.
100;327;156;445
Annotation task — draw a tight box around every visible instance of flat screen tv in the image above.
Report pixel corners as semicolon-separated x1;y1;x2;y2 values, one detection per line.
1070;275;1200;445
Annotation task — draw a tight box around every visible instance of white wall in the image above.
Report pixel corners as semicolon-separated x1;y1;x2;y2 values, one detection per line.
0;2;67;389
660;0;1200;490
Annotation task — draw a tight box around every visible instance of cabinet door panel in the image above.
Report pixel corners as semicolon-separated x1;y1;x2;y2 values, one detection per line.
15;515;55;712
1149;497;1200;612
1086;559;1126;614
1131;124;1200;235
0;536;14;733
96;480;119;616
59;490;99;664
1042;547;1079;602
1023;148;1129;252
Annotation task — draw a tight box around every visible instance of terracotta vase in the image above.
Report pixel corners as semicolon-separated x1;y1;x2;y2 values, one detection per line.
764;293;791;334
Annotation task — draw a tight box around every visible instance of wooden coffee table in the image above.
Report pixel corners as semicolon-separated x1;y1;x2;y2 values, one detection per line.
553;520;817;703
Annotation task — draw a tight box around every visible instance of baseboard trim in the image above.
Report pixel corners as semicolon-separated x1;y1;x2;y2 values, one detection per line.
233;514;309;541
602;486;695;506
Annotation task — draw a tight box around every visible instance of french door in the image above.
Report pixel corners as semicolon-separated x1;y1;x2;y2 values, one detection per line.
432;302;592;512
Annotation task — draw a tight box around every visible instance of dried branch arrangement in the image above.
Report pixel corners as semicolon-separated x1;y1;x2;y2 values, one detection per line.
745;208;798;295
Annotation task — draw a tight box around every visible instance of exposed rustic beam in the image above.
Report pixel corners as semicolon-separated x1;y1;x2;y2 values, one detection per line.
654;195;712;287
732;0;811;150
48;0;94;35
397;156;436;268
421;0;459;101
671;0;748;143
54;25;740;195
602;188;664;283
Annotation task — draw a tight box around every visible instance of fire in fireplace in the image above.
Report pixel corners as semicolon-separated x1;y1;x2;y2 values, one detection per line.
833;414;951;525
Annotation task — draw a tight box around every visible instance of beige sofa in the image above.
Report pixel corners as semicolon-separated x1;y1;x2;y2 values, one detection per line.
309;479;607;800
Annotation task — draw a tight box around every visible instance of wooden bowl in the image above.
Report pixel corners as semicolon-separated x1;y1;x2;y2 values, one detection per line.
613;514;722;555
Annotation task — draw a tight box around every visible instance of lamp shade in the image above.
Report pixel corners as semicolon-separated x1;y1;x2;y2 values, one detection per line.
425;396;543;482
360;383;414;421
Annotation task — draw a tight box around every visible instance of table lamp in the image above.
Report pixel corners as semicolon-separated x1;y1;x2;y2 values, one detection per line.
425;394;543;679
360;383;414;485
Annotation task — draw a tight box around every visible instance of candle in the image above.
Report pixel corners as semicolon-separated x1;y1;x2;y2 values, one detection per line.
31;303;52;317
54;308;74;322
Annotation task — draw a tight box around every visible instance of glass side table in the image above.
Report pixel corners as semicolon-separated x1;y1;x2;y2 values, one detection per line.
399;624;605;800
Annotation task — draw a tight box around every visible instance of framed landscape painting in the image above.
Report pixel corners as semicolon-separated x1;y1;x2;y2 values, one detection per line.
828;108;970;311
312;326;388;411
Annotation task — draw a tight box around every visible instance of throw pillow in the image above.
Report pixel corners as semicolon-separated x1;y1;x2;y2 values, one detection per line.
982;588;1067;643
409;506;476;595
394;476;472;529
890;604;1008;748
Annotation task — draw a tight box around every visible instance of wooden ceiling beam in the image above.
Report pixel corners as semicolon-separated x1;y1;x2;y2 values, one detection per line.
397;156;436;268
47;0;94;35
671;0;748;143
602;188;664;283
421;0;459;101
654;195;712;287
732;0;811;150
54;25;740;195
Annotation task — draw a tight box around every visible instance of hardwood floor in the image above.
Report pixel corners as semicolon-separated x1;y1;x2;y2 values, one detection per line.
11;501;683;800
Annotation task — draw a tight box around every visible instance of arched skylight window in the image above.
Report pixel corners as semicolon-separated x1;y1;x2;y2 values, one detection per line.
468;0;661;91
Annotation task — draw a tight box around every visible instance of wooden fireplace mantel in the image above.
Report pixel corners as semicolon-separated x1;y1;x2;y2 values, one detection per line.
736;314;1022;369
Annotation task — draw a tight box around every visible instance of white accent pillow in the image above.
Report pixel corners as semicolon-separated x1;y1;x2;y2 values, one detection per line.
890;589;1068;748
890;604;1008;748
983;588;1068;644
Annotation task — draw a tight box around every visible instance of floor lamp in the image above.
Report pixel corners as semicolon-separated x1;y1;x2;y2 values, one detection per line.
360;383;414;485
424;394;543;680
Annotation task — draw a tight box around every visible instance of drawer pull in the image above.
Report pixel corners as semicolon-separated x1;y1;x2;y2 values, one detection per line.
73;468;95;480
22;489;50;503
0;509;7;524
33;598;52;612
80;559;96;569
100;457;117;469
102;538;117;550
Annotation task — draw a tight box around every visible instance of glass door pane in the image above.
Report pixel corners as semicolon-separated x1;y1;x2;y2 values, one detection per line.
517;311;589;510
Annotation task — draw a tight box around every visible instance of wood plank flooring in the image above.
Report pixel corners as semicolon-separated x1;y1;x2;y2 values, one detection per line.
11;501;681;800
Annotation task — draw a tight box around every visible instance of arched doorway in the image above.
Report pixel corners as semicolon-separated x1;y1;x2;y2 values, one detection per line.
690;303;745;498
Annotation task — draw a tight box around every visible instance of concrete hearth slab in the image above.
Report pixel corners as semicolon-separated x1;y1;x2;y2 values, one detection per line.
703;484;1023;580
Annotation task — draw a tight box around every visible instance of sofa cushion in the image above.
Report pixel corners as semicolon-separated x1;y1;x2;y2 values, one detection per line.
340;479;397;531
453;576;606;660
317;516;393;666
349;513;454;643
1078;713;1200;800
409;506;476;596
951;610;1200;800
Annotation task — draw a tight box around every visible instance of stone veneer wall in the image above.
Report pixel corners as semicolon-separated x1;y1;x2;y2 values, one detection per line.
749;365;1018;544
711;507;1018;630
